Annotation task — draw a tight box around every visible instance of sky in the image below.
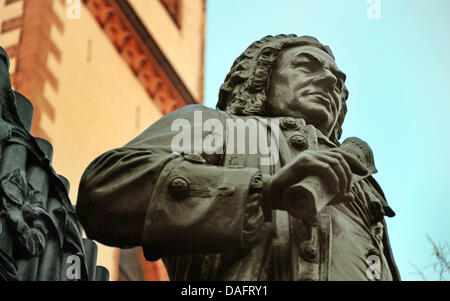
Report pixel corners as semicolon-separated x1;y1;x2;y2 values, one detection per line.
204;0;450;281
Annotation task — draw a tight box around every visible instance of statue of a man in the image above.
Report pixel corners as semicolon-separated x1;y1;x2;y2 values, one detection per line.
76;35;400;280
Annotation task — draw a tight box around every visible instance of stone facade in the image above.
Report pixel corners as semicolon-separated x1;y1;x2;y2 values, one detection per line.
0;0;205;280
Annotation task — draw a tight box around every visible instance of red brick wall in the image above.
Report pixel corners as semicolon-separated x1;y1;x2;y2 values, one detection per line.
6;0;64;141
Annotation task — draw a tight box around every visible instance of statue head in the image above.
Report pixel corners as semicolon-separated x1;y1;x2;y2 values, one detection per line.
217;34;349;144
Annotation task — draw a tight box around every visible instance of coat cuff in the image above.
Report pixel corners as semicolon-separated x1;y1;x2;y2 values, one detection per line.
142;154;266;261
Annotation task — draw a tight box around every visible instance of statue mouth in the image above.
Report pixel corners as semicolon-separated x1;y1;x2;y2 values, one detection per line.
303;91;332;107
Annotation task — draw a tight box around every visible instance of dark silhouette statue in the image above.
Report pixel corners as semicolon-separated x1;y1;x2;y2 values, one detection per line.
0;47;108;281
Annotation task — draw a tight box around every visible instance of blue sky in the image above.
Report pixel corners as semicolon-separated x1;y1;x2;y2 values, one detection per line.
204;0;450;280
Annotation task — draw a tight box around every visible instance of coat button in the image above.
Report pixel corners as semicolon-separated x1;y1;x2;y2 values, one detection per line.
280;117;300;130
300;241;318;263
168;176;190;200
290;135;309;150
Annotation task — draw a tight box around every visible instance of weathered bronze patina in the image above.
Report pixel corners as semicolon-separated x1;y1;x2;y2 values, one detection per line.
77;35;400;280
0;47;108;281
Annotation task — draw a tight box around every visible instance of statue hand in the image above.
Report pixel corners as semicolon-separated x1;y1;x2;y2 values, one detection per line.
264;148;354;210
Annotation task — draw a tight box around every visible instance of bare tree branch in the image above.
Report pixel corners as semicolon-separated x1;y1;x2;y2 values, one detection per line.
409;261;428;281
409;235;449;281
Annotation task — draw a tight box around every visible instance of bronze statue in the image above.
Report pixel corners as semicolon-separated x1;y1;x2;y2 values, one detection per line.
76;35;400;280
0;47;108;281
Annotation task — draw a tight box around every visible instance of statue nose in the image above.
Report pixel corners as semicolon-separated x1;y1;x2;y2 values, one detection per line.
315;69;337;91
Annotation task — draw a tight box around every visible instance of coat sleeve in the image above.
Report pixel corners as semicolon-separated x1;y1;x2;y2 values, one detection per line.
76;105;266;261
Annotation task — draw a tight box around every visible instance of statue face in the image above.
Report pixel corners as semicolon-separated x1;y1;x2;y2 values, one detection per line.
267;45;346;136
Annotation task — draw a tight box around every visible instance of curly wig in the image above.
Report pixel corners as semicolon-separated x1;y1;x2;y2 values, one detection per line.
217;34;349;144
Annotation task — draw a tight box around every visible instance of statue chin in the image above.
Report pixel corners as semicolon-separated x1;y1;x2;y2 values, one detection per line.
297;104;334;134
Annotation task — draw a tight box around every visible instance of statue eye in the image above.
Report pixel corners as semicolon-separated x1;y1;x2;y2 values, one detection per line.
292;60;316;72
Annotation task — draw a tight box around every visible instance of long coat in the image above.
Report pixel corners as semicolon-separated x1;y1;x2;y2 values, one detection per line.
76;104;400;280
